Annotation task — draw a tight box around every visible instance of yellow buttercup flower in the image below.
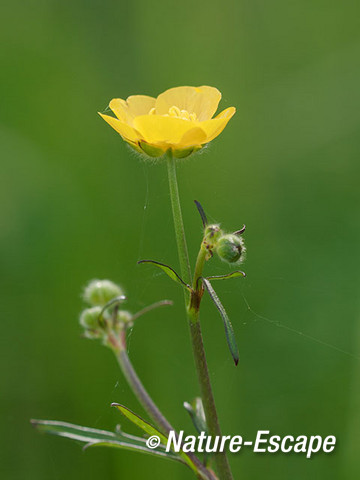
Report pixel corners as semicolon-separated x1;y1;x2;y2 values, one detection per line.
99;86;236;158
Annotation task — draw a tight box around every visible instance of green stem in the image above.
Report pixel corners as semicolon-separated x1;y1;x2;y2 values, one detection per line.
166;151;192;287
166;151;234;480
116;346;173;435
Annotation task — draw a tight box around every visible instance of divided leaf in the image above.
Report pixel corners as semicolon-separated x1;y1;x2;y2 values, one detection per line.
202;278;239;366
31;419;181;463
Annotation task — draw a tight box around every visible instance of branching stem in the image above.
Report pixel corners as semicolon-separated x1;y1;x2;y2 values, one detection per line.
166;151;234;480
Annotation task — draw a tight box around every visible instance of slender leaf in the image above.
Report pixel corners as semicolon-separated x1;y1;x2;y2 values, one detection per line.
31;419;182;462
194;200;208;227
112;404;199;475
138;260;191;291
202;278;239;366
206;271;246;281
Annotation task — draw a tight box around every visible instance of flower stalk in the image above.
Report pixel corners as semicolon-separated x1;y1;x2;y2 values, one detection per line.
109;321;217;480
109;328;173;436
166;151;234;480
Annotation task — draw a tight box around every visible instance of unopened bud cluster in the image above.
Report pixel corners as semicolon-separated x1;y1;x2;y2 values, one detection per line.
79;279;132;343
203;224;246;264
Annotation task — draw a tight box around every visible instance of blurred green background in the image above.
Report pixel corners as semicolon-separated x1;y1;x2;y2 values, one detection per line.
1;0;360;479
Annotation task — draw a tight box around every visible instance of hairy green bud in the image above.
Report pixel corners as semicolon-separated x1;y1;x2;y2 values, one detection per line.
204;224;223;244
117;310;133;324
113;310;133;330
79;306;102;329
202;224;223;260
216;234;245;264
83;279;124;307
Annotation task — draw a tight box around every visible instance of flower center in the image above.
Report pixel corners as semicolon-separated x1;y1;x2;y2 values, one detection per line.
148;106;197;121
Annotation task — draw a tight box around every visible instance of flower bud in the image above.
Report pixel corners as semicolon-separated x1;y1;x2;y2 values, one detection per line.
114;310;133;330
79;306;102;330
204;224;223;245
117;310;133;324
83;329;102;339
202;224;223;259
216;234;245;264
83;279;124;306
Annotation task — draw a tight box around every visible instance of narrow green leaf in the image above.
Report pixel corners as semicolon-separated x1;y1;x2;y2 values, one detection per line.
138;260;192;291
111;404;199;475
206;271;246;281
202;278;239;366
31;419;182;462
194;200;208;227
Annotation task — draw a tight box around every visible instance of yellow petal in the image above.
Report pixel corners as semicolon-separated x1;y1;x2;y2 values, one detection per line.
109;96;156;125
133;115;203;146
99;113;142;143
125;95;156;117
109;98;128;122
155;86;222;121
198;107;236;142
179;126;207;146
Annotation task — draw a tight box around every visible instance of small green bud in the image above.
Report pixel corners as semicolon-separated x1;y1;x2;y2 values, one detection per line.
216;234;245;264
83;329;102;340
79;306;102;330
117;310;133;324
113;310;133;330
204;224;223;245
202;224;223;259
83;279;124;306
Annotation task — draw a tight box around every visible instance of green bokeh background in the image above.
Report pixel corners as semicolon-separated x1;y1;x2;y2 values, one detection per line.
1;1;360;479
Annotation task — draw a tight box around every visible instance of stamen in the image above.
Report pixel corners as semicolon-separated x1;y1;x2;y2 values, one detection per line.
169;106;181;117
166;106;197;121
180;109;190;120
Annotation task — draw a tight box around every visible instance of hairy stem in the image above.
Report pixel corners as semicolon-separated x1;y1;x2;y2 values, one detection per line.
116;347;173;434
166;152;192;288
166;151;234;480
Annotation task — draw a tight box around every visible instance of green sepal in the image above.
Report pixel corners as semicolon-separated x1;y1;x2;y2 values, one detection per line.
30;419;181;463
206;271;246;281
139;141;165;158
202;278;239;366
138;260;192;291
125;140;143;154
172;147;194;158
